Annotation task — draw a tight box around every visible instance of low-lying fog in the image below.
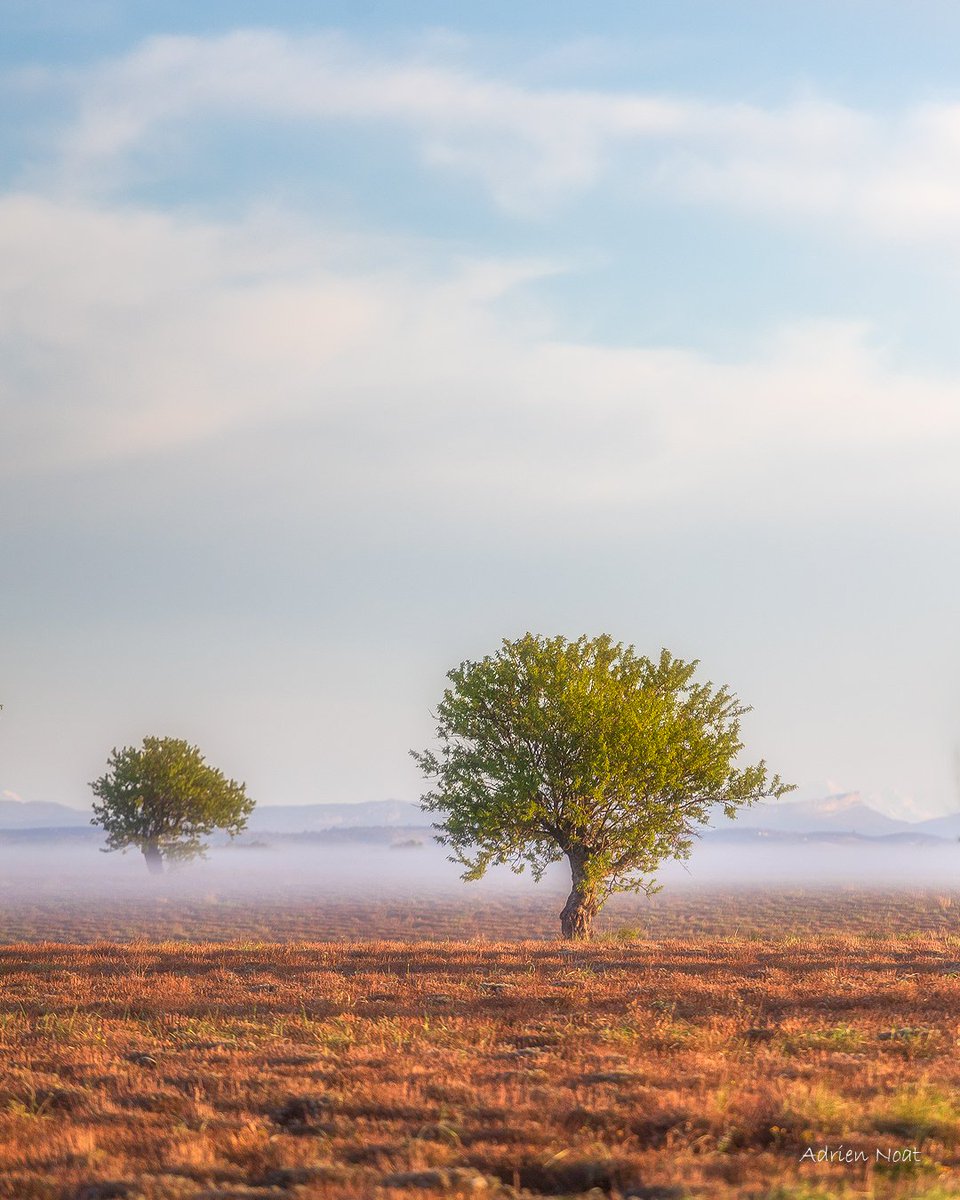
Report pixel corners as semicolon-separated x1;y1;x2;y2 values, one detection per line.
2;835;958;900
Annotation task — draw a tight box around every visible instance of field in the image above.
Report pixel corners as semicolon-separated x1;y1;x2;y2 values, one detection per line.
3;889;960;1199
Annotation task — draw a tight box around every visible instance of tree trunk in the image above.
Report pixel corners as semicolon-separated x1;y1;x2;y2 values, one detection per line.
142;840;164;875
559;849;600;940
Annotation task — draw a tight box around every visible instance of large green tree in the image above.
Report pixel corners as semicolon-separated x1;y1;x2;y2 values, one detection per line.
412;634;793;939
90;736;254;874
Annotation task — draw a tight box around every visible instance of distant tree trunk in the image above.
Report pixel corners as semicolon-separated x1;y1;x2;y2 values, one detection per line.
142;840;164;875
560;848;600;940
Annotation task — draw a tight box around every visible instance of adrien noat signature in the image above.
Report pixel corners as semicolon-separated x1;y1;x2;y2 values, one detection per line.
799;1144;920;1164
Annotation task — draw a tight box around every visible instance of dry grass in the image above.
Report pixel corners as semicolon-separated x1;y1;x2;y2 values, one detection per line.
2;892;960;1198
0;885;955;944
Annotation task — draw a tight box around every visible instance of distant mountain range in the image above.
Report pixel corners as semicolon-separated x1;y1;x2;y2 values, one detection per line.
0;797;434;832
246;800;434;832
0;799;95;828
707;792;908;837
2;792;959;841
707;791;960;839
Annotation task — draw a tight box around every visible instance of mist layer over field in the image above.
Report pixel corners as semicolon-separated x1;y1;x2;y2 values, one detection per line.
2;835;959;946
3;834;958;897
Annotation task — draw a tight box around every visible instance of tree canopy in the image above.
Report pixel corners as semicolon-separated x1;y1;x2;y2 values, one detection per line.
90;736;254;874
412;633;793;938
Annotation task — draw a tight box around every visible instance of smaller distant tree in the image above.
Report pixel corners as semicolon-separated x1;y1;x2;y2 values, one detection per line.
90;736;254;875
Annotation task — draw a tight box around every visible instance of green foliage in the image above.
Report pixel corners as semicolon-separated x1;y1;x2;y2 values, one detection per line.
412;633;792;923
90;736;254;868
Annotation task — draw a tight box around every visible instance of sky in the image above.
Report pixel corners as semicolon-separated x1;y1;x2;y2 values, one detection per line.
2;1;960;819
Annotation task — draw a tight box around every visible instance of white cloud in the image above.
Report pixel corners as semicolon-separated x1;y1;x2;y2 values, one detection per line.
3;192;960;530
60;29;687;178
0;194;392;467
17;27;960;243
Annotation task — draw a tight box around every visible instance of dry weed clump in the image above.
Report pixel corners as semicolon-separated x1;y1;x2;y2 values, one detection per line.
0;893;959;1197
